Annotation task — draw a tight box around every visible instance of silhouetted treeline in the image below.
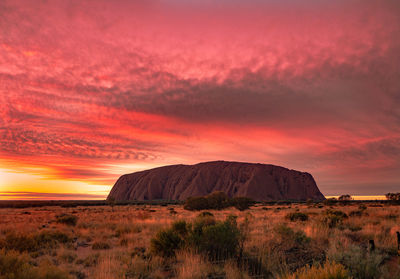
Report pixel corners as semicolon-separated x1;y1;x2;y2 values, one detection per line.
0;200;182;209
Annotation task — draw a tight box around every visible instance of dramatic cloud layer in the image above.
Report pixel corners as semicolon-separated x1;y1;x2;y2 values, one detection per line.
1;0;399;198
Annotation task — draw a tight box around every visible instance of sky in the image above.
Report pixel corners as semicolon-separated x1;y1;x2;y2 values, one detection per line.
1;0;400;199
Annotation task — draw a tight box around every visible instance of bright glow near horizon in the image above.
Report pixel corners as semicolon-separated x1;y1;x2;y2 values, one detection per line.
0;167;110;200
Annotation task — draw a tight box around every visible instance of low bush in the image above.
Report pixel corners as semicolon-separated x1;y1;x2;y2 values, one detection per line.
274;225;311;247
206;192;231;210
328;244;386;279
150;227;183;258
190;216;241;260
322;210;348;228
56;214;78;226
267;225;325;272
151;214;241;260
0;249;70;279
1;231;71;253
184;191;254;211
171;220;189;237
286;212;309;222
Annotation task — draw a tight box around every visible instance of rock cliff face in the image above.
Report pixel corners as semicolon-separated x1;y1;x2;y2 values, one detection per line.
107;161;325;201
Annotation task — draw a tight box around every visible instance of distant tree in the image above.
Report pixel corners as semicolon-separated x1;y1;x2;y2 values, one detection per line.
184;196;209;211
386;193;400;201
206;191;230;209
338;194;353;201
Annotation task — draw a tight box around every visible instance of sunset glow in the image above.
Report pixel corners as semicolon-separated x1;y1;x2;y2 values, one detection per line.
1;0;399;199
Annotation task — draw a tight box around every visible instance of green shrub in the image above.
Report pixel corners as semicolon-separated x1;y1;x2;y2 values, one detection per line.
328;245;386;279
190;214;217;240
55;214;78;226
286;212;309;222
283;261;349;279
150;216;241;260
171;220;189;237
190;216;240;260
150;220;189;257
322;210;348;228
274;225;310;247
150;228;183;258
206;191;230;210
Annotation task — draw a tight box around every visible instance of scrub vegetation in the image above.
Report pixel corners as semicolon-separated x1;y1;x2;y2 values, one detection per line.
0;200;399;278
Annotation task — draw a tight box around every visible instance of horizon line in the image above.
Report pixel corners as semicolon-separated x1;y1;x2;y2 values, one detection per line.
0;191;108;200
0;191;388;201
